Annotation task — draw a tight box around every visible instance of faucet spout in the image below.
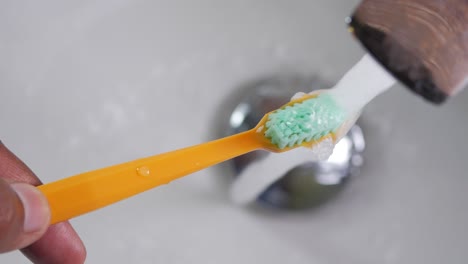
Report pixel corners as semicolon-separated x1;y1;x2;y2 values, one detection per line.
349;0;468;104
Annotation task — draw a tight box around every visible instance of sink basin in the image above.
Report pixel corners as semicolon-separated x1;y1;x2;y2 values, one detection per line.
1;1;467;263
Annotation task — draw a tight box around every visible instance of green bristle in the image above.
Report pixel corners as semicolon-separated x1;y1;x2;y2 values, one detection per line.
264;93;346;149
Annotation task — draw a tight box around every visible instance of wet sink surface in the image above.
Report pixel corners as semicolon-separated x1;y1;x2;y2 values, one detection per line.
1;1;467;263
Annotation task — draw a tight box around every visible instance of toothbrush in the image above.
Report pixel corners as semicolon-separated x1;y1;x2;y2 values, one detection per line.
39;92;345;224
230;54;396;205
39;54;395;224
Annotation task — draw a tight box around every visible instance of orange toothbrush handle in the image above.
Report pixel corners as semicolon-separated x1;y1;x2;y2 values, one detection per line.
38;130;262;224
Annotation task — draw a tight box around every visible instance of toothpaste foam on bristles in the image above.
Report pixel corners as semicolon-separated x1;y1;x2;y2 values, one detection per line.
264;94;346;149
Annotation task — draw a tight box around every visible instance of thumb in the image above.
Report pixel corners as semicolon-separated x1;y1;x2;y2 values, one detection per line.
0;178;50;253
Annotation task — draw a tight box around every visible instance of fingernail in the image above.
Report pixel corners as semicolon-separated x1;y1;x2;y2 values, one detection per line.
11;184;50;233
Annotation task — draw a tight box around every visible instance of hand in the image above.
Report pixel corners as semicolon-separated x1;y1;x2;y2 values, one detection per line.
0;142;86;264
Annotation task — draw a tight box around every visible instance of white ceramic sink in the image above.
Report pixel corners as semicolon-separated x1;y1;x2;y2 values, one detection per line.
1;1;467;263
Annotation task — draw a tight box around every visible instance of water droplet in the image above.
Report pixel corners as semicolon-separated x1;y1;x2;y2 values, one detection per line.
137;166;151;177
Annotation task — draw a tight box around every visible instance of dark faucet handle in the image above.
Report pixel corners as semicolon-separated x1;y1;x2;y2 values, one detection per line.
349;0;468;104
